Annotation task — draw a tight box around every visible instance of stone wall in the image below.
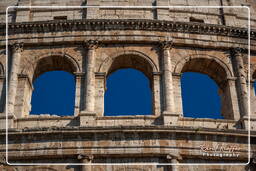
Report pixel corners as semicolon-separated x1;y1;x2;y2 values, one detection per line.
0;0;255;170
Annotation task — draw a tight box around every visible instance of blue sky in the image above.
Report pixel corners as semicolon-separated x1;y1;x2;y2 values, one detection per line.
30;69;223;119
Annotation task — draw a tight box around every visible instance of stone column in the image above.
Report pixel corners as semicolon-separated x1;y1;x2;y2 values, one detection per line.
78;154;93;171
83;40;99;113
166;154;181;171
219;77;240;120
160;40;175;114
230;48;252;129
160;41;180;125
230;48;248;117
80;40;99;126
8;43;23;117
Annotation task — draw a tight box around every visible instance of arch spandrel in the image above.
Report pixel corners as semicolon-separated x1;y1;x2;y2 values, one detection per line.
20;52;81;81
98;50;158;80
174;54;233;87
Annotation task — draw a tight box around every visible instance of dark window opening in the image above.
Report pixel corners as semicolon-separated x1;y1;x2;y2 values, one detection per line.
104;68;152;116
181;72;223;119
189;17;204;23
53;16;67;20
30;71;75;116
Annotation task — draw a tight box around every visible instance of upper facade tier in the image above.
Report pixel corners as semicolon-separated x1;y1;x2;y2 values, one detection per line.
0;0;255;29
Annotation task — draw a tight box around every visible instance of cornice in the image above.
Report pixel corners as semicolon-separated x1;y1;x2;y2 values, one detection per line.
0;19;255;40
1;125;251;136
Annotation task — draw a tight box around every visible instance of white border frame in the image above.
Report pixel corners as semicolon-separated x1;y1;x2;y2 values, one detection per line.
5;5;251;166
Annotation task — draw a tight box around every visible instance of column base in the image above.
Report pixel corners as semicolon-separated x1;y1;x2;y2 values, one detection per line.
79;111;96;127
162;111;181;126
0;114;16;129
240;115;256;130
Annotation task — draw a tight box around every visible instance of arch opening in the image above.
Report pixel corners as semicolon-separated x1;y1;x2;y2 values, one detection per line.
29;55;78;116
30;71;75;116
179;57;232;119
106;54;154;81
104;68;152;116
181;72;223;119
180;58;228;88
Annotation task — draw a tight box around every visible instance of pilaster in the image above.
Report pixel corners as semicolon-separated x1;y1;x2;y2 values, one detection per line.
74;72;85;116
8;42;23;117
95;72;106;117
77;154;93;171
166;154;182;171
160;40;180;125
7;42;23;128
80;40;99;126
230;48;250;129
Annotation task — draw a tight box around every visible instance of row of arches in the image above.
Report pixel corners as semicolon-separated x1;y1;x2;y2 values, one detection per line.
30;69;222;119
4;49;252;120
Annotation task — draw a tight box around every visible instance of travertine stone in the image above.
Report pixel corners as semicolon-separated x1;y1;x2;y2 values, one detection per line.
8;43;23;118
0;0;255;170
160;41;175;114
82;40;99;113
230;48;249;118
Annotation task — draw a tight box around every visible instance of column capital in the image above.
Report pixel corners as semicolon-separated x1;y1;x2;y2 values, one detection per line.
74;72;85;78
159;40;173;50
152;71;162;76
230;47;247;56
166;153;182;161
77;154;94;162
172;73;181;77
84;40;100;50
11;42;24;53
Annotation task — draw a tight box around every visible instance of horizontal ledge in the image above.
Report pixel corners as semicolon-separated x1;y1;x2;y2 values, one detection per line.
2;19;254;40
96;115;157;120
179;117;237;123
2;125;251;136
16;115;76;121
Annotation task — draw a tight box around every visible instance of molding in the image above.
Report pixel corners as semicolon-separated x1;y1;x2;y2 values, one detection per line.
10;42;24;53
159;40;173;50
84;40;100;50
2;125;251;135
1;19;255;40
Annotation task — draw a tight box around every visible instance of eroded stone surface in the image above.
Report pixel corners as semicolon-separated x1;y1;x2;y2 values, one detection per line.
0;0;255;170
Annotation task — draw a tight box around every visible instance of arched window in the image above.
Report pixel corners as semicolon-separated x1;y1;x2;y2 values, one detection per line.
175;56;236;119
13;55;80;117
30;71;75;116
97;51;159;116
181;72;222;119
104;68;152;116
